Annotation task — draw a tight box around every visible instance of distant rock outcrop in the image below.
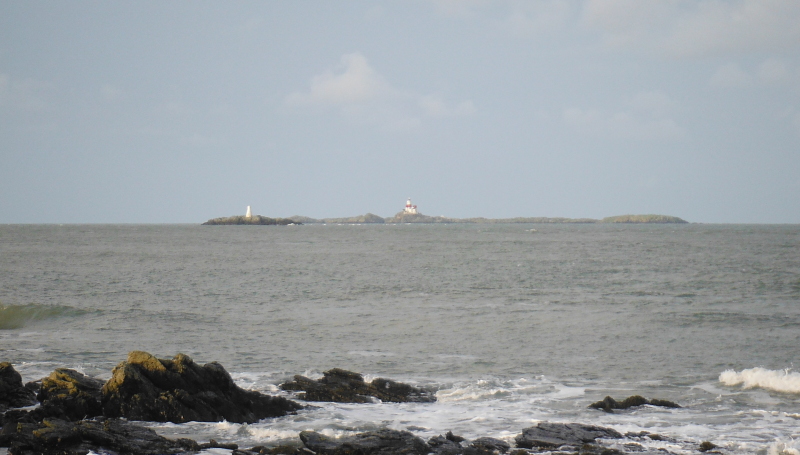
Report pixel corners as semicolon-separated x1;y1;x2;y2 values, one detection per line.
322;213;386;224
601;214;688;224
280;368;436;403
589;395;681;413
287;212;688;224
101;351;302;423
202;215;299;225
384;212;456;223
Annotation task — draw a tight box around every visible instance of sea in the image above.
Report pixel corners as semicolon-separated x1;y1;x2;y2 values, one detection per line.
1;223;800;454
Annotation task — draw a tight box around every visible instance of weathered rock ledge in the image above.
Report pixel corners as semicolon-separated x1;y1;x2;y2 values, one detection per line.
102;351;302;423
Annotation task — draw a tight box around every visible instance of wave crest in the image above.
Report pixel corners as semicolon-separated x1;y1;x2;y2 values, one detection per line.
719;367;800;394
0;303;87;330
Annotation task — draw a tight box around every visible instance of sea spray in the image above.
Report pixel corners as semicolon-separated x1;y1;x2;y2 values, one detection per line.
720;368;800;394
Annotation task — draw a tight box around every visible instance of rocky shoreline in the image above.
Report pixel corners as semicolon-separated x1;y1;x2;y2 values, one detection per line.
1;352;716;455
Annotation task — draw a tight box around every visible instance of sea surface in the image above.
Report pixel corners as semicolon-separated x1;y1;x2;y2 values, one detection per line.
1;223;800;454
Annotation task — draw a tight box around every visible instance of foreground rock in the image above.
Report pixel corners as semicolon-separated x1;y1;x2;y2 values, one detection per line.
588;395;681;413
280;368;436;403
300;429;430;455
0;363;36;412
1;417;199;455
427;432;465;455
515;423;623;449
101;351;302;423
37;368;105;421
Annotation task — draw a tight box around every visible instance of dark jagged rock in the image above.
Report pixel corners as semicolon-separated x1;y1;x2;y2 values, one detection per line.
428;432;464;455
2;417;199;455
101;351;302;424
0;362;37;411
37;368;104;421
467;437;510;455
243;443;304;455
577;444;624;454
698;441;717;452
280;368;436;403
588;395;681;413
199;438;239;450
514;423;622;449
300;429;430;455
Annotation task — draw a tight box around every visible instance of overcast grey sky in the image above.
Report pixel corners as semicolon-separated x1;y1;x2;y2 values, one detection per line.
1;1;799;223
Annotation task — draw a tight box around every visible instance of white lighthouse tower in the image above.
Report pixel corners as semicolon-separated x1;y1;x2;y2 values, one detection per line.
403;198;418;214
245;206;252;218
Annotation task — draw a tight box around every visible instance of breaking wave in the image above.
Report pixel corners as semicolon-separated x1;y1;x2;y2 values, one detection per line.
719;367;800;394
0;303;88;330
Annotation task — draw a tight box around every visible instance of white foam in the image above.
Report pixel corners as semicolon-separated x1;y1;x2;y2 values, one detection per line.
720;368;800;394
247;427;303;441
766;440;800;455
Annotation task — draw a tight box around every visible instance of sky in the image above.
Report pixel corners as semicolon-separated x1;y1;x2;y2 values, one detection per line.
1;1;799;223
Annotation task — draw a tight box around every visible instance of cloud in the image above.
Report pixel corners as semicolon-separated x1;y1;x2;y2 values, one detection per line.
0;73;52;112
582;0;800;57
503;2;575;36
563;104;685;141
101;84;123;101
0;73;8;100
709;59;795;88
628;90;676;116
419;95;476;117
709;63;752;88
286;53;475;130
286;53;390;107
432;0;489;19
757;58;790;84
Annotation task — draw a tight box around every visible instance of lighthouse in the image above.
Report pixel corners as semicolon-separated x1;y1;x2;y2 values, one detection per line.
245;206;252;218
403;198;418;214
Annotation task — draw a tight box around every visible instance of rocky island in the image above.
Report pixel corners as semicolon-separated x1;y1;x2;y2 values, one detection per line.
207;202;688;225
202;215;298;225
203;206;299;225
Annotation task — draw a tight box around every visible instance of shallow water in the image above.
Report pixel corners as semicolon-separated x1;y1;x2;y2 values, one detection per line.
1;223;800;454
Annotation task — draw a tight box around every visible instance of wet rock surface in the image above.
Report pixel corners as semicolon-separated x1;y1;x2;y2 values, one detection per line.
280;368;436;403
38;368;105;421
101;351;303;423
428;432;465;455
0;363;37;411
467;437;510;455
1;417;199;455
300;428;431;455
588;395;681;413
514;423;623;449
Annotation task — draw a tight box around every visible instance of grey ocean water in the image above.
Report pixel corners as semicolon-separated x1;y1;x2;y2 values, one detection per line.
2;224;800;454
